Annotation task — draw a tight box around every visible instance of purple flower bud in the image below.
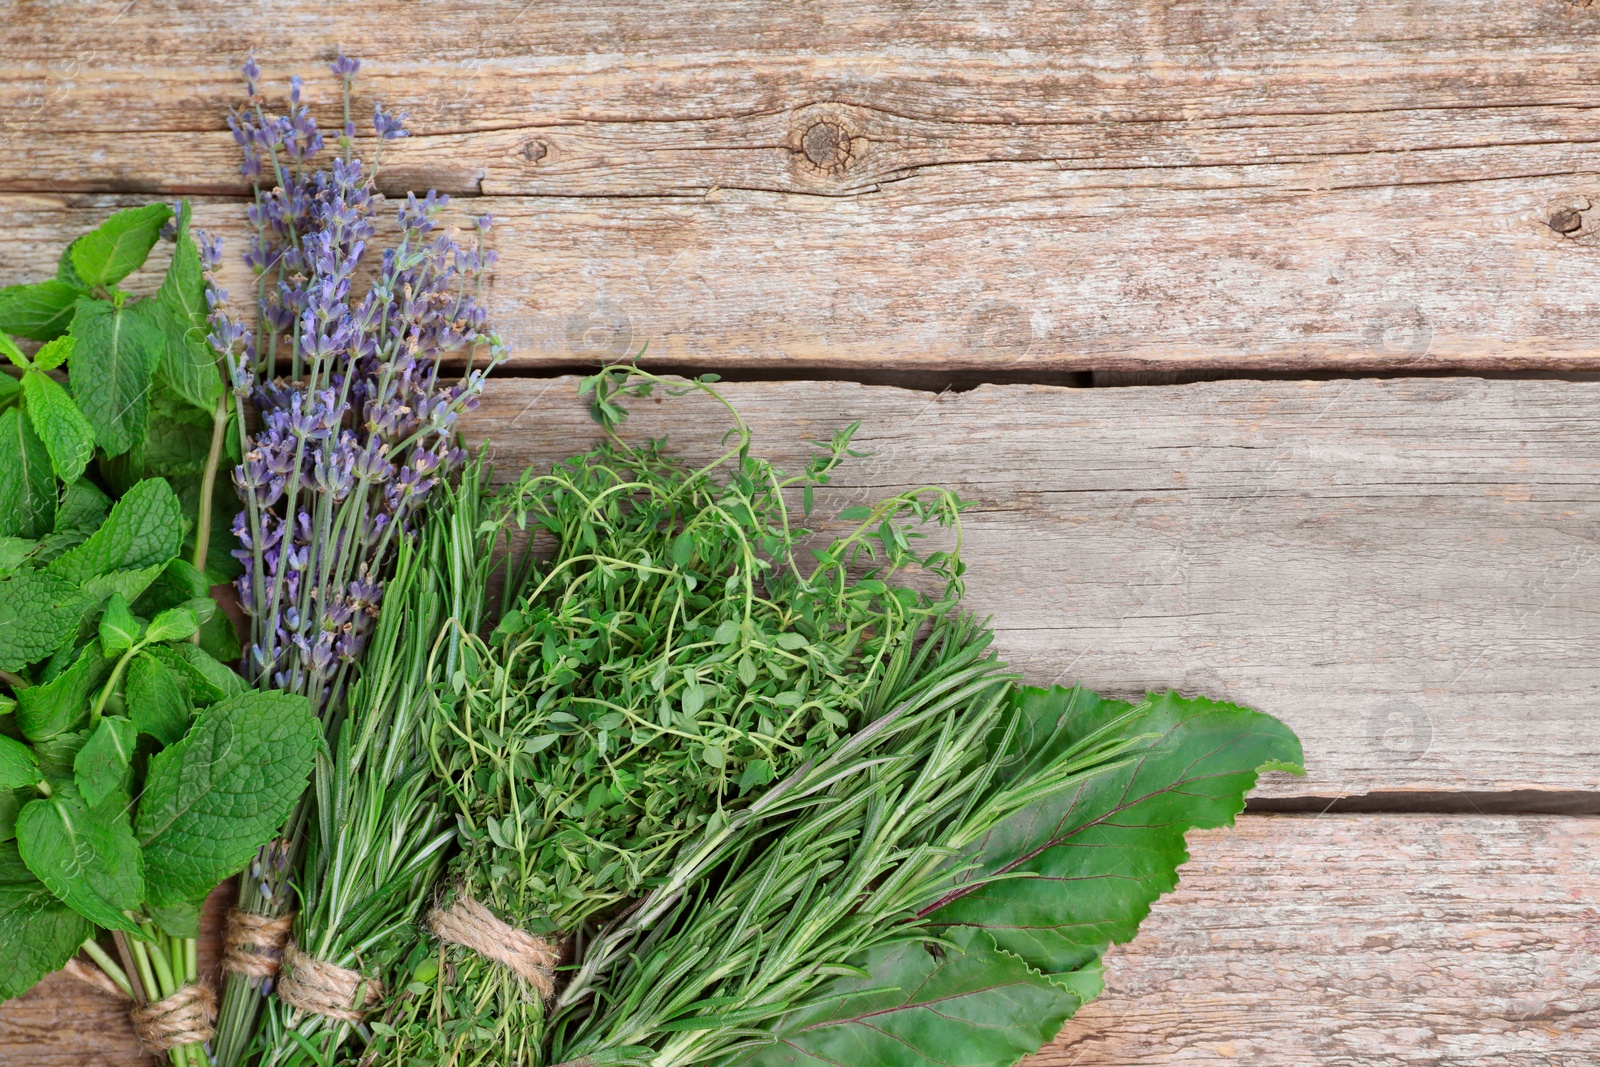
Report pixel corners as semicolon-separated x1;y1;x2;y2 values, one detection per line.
373;102;408;141
331;53;360;80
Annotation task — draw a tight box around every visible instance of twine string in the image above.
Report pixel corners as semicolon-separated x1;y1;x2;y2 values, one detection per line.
426;894;558;999
130;982;217;1053
223;908;296;979
276;941;384;1022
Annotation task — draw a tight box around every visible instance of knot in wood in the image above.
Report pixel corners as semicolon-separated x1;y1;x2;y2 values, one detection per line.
523;139;549;164
801;119;854;173
1548;207;1583;235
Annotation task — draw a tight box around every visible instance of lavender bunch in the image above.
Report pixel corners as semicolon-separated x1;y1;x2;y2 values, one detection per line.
208;56;504;1067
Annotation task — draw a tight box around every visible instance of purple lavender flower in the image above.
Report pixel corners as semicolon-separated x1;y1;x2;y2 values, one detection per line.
372;102;408;140
211;56;505;712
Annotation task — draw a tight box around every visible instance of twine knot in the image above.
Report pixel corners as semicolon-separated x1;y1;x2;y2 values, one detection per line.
427;894;558;999
223;908;296;979
130;982;217;1053
277;941;384;1022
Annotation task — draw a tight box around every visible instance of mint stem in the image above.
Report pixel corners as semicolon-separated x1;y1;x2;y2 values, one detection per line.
78;938;133;998
192;394;228;580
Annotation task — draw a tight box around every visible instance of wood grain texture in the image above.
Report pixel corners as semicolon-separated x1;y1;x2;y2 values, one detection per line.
1039;814;1600;1067
462;375;1600;798
10;815;1595;1065
7;1;1600;371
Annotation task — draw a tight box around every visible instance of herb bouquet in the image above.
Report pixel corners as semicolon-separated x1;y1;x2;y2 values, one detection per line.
0;199;318;1067
341;372;1305;1067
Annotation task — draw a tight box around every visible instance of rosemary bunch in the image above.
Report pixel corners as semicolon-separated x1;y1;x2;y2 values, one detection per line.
365;372;973;1066
252;459;492;1067
544;637;1151;1067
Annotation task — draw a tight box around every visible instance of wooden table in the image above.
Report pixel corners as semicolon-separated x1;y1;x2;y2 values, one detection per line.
2;2;1597;1063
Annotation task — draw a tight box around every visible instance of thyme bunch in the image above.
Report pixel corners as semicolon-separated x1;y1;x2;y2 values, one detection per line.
365;371;973;1066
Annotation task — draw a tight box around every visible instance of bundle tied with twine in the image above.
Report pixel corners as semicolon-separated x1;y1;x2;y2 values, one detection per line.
224;907;385;1022
131;982;219;1053
222;908;295;980
426;893;559;1000
64;956;218;1053
277;943;385;1023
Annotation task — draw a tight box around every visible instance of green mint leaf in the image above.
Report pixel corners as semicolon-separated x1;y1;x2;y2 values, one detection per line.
0;537;34;577
144;643;244;706
928;687;1304;976
54;479;110;536
0;281;85;342
66;297;161;457
97;593;138;654
149;898;202;939
143;385;214;477
73;715;135;808
22;368;95;485
0;790;17;841
29;479;112;565
0;734;39;791
31;730;88;782
0;573;89;674
56;242;86;288
125;652;192;746
79;562;166;608
68;204;172;289
17;792;143;933
137;690;317;906
15;643;109;742
145;605;198;643
197;607;241;663
0;844;94;999
49;477;182;585
745;928;1083;1067
132;559;209;619
32;334;73;373
0;407;57;539
154;201;223;413
0;332;29;370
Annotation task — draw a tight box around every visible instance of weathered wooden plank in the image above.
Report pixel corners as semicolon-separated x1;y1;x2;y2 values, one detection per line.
13;815;1596;1064
6;2;1600;372
1039;814;1600;1066
461;375;1600;798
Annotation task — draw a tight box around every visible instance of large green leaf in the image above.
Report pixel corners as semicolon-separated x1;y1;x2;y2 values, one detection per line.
744;928;1084;1067
48;476;182;585
154;200;223;413
15;642;110;742
73;715;136;808
0;406;57;539
136;690;317;906
68;204;171;289
16;792;143;934
0;843;93;999
928;688;1304;975
125;652;192;746
66;297;162;457
22;368;95;485
0;280;84;342
0;735;39;791
0;573;89;673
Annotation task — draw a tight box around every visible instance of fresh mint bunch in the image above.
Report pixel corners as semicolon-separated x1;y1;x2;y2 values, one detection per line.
0;202;315;1067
